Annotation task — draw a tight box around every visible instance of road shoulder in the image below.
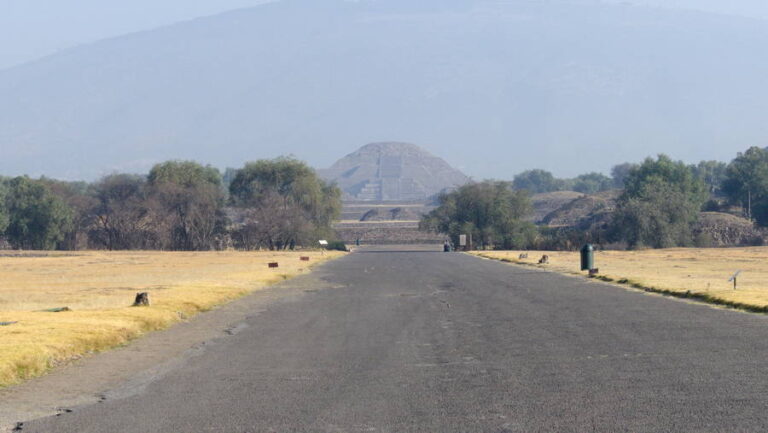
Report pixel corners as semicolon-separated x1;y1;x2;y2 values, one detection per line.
0;261;342;432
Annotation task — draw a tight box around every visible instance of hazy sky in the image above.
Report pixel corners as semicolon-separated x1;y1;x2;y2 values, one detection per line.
606;0;768;20
1;0;768;70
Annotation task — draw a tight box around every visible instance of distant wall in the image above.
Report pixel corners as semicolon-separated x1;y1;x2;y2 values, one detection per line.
335;225;444;245
334;200;442;244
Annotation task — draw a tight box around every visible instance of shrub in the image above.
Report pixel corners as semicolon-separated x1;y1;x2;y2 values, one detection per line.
326;240;348;251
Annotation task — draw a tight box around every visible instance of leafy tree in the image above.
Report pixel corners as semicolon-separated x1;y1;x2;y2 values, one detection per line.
622;155;708;204
722;147;768;223
148;161;226;251
512;169;561;194
148;160;221;186
4;176;73;250
229;157;341;250
230;157;316;205
611;163;638;188
511;169;595;194
420;181;537;250
611;155;707;248
612;181;702;248
572;172;613;194
40;179;96;250
691;160;728;197
0;177;9;235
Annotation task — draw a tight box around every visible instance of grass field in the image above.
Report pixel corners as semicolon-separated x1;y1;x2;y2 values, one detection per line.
472;248;768;311
0;250;343;387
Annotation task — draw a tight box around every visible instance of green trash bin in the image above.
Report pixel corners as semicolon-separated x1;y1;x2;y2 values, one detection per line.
580;244;594;271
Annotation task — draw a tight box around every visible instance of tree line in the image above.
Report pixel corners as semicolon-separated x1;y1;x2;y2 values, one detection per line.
0;157;341;251
510;160;727;197
422;146;768;250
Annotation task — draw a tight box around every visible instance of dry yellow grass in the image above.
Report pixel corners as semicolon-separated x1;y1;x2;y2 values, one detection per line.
0;250;344;387
472;247;768;310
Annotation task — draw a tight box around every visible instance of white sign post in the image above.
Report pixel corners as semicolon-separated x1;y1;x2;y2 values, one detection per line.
459;235;467;247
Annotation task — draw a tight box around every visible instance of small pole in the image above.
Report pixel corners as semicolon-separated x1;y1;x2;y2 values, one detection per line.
729;271;741;291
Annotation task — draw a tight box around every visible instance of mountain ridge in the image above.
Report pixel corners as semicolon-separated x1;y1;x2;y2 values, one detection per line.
1;0;767;180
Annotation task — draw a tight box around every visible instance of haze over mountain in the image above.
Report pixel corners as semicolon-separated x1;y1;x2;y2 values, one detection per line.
2;0;768;180
3;0;767;71
0;0;275;70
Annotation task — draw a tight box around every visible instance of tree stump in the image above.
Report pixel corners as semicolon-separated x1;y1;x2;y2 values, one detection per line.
538;255;550;264
300;257;310;262
133;292;151;307
268;262;279;268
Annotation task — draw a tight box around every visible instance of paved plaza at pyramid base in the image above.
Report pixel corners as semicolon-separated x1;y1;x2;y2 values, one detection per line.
333;202;444;245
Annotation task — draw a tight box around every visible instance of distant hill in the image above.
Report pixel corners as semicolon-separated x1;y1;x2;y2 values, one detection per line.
530;191;585;224
319;142;469;201
541;190;621;228
2;0;768;179
696;212;766;247
533;193;768;247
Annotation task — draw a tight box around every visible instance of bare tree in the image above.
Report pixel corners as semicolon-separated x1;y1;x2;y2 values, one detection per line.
232;191;313;250
89;174;159;250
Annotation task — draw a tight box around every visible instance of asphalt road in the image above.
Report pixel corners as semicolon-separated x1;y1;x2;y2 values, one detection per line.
21;247;768;432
